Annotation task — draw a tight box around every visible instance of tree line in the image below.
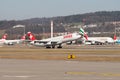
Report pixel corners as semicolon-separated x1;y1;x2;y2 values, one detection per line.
0;11;120;39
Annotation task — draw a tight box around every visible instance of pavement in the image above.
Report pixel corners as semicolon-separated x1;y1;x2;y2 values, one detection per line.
0;59;120;80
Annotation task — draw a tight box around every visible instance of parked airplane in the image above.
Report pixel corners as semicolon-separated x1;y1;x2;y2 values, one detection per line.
27;28;86;48
85;37;115;45
4;34;26;45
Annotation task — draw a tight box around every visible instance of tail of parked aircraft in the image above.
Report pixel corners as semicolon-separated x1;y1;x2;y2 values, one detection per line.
21;34;26;40
27;32;36;41
113;35;117;41
2;34;7;40
79;28;88;40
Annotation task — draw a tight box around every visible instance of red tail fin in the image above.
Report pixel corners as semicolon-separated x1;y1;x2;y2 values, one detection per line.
21;34;26;40
2;34;7;39
27;32;36;41
114;35;117;41
84;32;88;40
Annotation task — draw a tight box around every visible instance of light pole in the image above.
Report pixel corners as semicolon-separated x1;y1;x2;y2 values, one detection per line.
51;20;53;38
23;26;25;35
115;25;116;36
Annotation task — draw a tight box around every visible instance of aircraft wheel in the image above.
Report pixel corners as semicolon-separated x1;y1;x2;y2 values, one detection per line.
46;46;51;48
57;46;62;48
52;45;55;48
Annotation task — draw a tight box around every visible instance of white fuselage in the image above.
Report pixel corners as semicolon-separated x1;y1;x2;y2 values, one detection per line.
0;39;6;45
86;37;114;45
4;39;24;45
30;32;81;47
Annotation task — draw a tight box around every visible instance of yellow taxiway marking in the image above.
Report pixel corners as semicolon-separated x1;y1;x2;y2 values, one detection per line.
66;72;120;77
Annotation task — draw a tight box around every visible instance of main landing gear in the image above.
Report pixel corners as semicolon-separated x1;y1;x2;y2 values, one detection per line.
57;45;62;48
46;44;62;49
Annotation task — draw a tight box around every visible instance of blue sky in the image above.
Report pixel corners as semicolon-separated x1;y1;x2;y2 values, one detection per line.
0;0;120;20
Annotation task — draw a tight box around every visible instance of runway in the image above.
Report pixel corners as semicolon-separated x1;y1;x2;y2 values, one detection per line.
0;44;120;61
0;59;120;80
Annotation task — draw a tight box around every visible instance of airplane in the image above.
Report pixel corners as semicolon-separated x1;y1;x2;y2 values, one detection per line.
3;34;26;45
85;34;115;45
86;37;115;45
27;28;86;48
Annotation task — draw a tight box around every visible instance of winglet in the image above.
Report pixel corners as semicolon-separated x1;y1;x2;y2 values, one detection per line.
84;32;88;40
79;28;88;40
79;28;85;35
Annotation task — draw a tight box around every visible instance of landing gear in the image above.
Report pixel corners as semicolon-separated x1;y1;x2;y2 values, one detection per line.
57;44;62;48
57;46;62;48
46;44;62;49
46;46;51;48
52;45;55;48
46;45;55;48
